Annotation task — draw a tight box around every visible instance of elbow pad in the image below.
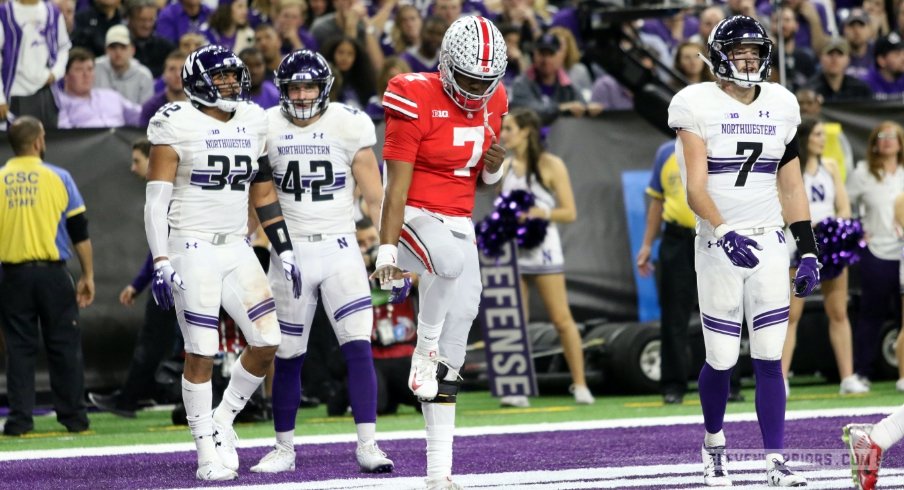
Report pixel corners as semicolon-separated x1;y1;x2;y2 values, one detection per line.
145;181;173;259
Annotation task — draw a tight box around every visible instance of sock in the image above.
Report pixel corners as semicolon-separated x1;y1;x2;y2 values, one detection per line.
704;429;726;447
341;340;378;427
356;423;376;445
275;430;294;451
698;362;732;435
870;404;904;450
423;402;456;481
416;319;442;354
753;359;786;452
213;356;265;427
182;377;216;464
272;355;305;435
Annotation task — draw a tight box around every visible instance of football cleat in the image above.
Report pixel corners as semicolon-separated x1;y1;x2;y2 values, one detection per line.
196;459;238;481
426;476;464;490
250;444;296;473
212;420;239;471
766;457;807;487
409;350;440;399
702;445;732;487
500;395;530;408
843;423;882;490
356;440;394;473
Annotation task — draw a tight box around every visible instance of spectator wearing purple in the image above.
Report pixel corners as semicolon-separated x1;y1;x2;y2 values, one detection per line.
400;16;447;73
0;0;71;129
365;56;410;122
238;47;278;108
805;38;874;101
549;1;581;45
843;8;876;81
70;0;121;56
321;35;375;110
155;0;212;45
430;0;491;24
127;0;175;78
139;50;186;126
253;24;281;82
57;47;141;128
204;0;255;53
274;0;318;54
783;0;831;53
95;25;155;105
640;11;699;52
862;32;904;99
500;23;529;87
509;33;602;125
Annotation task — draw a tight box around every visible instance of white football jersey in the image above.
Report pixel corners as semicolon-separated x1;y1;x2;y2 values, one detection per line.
266;103;377;235
148;101;268;236
668;82;800;234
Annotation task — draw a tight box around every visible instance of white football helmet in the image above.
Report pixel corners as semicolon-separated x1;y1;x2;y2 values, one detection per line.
439;16;507;112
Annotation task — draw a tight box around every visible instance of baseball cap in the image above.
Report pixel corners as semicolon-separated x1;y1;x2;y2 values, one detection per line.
821;38;850;56
843;8;869;27
534;33;561;53
105;25;131;47
875;32;904;57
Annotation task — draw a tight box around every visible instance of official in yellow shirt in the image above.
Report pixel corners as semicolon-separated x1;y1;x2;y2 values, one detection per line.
0;116;94;436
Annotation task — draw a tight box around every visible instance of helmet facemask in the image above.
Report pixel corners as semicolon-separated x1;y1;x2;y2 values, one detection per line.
205;66;251;112
711;40;772;88
279;77;334;120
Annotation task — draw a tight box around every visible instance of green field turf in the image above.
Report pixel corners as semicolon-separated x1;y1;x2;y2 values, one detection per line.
2;379;902;452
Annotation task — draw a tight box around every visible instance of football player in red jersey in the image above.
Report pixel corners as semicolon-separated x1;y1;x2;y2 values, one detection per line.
372;15;508;490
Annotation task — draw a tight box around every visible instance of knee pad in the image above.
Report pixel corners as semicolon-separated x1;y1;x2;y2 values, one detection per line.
421;362;461;404
400;217;464;279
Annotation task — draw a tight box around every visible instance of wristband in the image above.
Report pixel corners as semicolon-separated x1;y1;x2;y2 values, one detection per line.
482;165;504;185
789;220;818;256
263;220;293;255
375;244;398;269
713;223;731;239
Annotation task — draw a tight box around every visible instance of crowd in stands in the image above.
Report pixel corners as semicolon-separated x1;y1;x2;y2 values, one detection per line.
4;0;904;132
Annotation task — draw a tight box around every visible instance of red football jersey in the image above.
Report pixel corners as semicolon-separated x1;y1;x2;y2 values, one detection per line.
382;72;508;217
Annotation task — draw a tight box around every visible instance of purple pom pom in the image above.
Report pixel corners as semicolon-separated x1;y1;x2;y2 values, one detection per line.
475;190;546;258
806;217;866;281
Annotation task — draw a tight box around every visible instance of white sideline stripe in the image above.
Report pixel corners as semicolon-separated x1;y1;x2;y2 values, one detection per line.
164;466;904;490
382;101;418;119
383;91;417;108
0;405;896;462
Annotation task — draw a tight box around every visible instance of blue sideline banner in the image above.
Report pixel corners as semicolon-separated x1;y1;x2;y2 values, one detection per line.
477;241;538;398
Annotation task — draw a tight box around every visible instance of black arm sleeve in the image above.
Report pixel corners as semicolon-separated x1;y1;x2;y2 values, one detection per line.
66;212;89;243
789;220;818;256
263;220;293;255
253;155;273;183
779;136;800;167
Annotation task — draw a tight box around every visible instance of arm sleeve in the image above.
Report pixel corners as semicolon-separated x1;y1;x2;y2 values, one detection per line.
144;181;172;259
131;252;155;292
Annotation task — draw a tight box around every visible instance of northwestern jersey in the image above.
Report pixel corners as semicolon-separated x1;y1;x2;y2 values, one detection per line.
668;82;800;234
267;103;377;235
382;71;508;217
804;160;835;223
148;101;268;236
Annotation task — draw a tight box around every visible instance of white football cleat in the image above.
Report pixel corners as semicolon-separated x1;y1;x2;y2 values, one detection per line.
250;444;296;473
409;350;440;399
212;420;239;471
766;457;807;487
500;395;530;408
426;476;464;490
570;385;595;405
356;440;394;473
196;459;238;481
702;445;732;486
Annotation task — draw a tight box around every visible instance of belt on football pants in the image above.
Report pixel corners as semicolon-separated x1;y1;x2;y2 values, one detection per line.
170;230;246;245
731;226;783;236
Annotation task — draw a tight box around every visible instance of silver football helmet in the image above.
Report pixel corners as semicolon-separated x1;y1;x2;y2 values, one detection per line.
438;16;507;112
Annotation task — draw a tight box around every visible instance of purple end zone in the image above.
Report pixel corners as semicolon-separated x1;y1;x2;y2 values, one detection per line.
0;415;895;489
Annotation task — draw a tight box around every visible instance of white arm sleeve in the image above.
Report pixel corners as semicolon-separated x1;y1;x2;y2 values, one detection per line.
145;181;173;260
